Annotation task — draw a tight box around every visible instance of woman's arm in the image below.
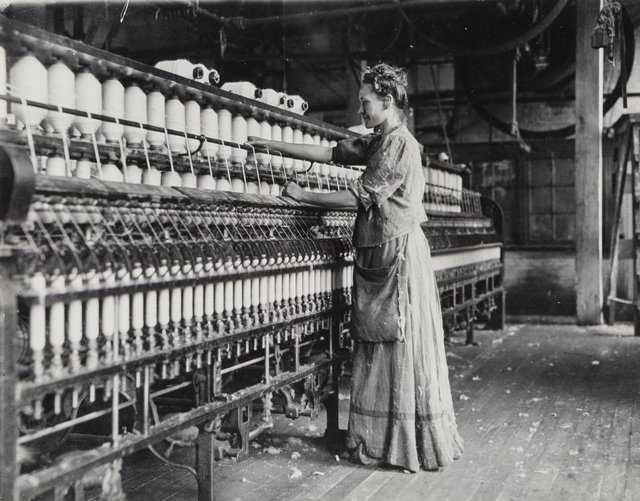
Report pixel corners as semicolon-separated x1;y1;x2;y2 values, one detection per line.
247;137;333;163
284;182;358;209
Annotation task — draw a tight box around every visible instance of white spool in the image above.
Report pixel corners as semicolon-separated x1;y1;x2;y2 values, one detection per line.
101;77;125;142
259;276;268;311
224;281;234;315
49;275;66;349
155;59;203;81
74;158;93;179
74;67;101;137
296;271;304;299
247;117;261;164
275;273;283;303
215;281;224;316
204;282;214;318
282;272;290;302
46;60;75;133
147;90;165;149
289;273;297;302
259;182;270;195
251;277;260;310
302;270;310;299
145;283;158;329
124;83;147;146
257;120;272;166
162;170;182;187
242;277;251;310
181;172;197;188
194;282;204;321
166;97;186;153
257;89;280;107
270;184;281;196
101;273;116;339
183;281;194;324
0;46;6;121
303;132;314;171
267;275;276;307
292;128;304;172
29;273;47;352
142;167;162;186
221;81;262;99
217;109;233;162
271;123;283;168
185;100;201;152
85;272;100;341
171;278;182;326
10;53;48;127
132;285;144;332
216;177;231;191
68;274;84;344
158;287;170;328
231;114;248;164
281;125;294;171
200;107;219;157
247;117;260;138
46;155;67;177
197;175;216;190
101;162;124;182
124;164;142;184
231;177;245;193
118;271;131;336
288;95;309;115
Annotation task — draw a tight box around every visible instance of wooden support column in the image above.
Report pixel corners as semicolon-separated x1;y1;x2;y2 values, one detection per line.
575;0;604;324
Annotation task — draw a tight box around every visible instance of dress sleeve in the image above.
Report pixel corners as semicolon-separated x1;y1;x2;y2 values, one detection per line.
332;134;377;165
348;134;409;211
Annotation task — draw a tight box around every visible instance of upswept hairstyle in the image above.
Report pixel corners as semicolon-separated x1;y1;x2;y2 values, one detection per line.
361;63;410;112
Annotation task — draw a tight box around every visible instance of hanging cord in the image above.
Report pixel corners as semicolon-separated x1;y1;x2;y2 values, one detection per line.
428;63;453;164
510;48;531;153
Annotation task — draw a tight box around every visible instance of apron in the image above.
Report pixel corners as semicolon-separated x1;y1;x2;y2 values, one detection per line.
351;233;409;343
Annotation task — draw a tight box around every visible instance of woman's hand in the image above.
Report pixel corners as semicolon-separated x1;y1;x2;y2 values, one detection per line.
247;136;270;149
282;182;307;203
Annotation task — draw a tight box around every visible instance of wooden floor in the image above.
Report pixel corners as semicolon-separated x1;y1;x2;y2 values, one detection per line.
105;324;640;501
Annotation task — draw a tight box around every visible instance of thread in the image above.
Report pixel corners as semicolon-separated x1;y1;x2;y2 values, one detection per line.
217;109;232;162
45;154;66;177
101;77;125;142
147;90;166;149
165;97;186;153
184;100;201;151
200;106;218;157
75;66;102;137
282;125;294;169
46;60;74;133
124;83;147;146
231;114;247;165
10;53;48;127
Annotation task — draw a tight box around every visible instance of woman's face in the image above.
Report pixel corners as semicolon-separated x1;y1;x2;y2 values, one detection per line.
358;83;387;129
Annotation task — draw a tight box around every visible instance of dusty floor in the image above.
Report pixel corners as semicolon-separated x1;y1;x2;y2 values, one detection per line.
97;323;640;501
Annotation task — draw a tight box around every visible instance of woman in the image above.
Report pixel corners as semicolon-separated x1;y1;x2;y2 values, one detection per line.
249;63;463;472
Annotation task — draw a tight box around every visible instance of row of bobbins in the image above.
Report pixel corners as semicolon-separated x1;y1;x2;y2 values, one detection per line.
423;166;464;213
3;50;363;193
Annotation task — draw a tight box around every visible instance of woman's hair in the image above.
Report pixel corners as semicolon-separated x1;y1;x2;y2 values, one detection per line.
361;63;410;112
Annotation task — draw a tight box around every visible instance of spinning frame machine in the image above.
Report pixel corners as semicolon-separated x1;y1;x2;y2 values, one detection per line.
0;17;504;501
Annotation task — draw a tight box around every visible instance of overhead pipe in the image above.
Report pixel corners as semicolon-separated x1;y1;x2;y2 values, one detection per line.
187;0;499;29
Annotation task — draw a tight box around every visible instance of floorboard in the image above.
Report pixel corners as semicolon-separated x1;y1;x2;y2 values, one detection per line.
104;324;640;500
